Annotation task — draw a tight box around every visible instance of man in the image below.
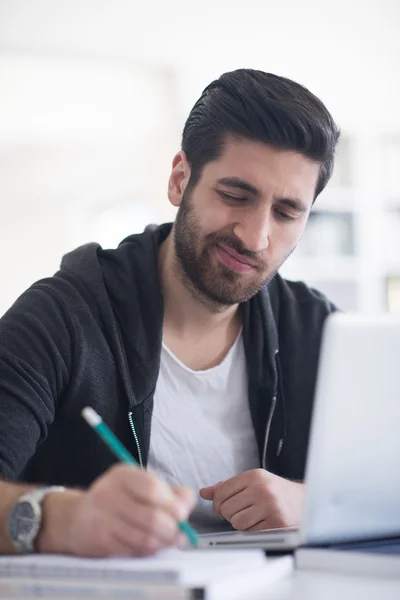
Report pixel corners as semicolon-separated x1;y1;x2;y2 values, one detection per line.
0;69;339;557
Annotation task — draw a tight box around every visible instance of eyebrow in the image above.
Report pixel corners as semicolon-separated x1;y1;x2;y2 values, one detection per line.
216;177;261;197
277;198;308;213
216;176;308;213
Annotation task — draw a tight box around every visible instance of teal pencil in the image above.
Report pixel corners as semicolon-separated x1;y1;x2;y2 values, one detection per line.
81;406;199;547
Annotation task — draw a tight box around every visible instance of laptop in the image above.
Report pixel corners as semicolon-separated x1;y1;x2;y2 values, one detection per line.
200;313;400;551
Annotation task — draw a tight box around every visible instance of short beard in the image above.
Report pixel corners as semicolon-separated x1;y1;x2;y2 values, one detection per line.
173;185;285;309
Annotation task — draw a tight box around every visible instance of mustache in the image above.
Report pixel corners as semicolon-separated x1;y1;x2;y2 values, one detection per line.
208;234;268;269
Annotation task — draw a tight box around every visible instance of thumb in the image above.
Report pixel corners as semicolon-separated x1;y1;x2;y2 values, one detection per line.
199;482;220;500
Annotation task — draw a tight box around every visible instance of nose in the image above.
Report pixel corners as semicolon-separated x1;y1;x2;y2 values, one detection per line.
233;206;271;254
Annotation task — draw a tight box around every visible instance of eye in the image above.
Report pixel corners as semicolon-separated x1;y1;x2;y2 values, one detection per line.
274;208;297;222
219;191;248;203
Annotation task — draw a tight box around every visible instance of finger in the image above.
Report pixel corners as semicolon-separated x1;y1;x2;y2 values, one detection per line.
229;505;267;531
115;467;187;521
76;515;174;559
212;480;246;515
110;516;189;557
218;488;254;521
199;486;215;500
199;479;224;500
80;535;136;558
246;520;273;532
109;521;171;557
113;501;181;546
246;513;291;530
172;485;197;511
103;533;152;558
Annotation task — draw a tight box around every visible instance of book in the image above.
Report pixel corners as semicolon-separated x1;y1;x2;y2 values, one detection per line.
0;578;187;598
296;538;400;579
0;548;293;598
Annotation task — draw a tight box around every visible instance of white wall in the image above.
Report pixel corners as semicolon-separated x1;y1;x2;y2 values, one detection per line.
0;0;399;314
0;53;180;314
2;0;399;128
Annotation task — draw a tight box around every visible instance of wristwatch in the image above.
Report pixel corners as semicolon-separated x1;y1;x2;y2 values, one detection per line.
7;486;66;553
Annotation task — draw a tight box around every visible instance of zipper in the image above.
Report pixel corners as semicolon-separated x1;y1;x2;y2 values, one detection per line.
262;349;281;470
262;394;277;469
128;412;144;469
276;438;283;457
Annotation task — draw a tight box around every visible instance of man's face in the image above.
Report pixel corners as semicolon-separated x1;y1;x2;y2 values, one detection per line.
170;137;319;307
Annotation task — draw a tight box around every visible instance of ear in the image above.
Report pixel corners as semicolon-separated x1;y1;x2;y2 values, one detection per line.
168;151;191;208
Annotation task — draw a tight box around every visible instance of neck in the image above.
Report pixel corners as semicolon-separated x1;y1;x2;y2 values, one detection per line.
159;233;241;337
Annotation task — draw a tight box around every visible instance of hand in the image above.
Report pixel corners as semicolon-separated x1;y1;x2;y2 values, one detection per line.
200;469;304;531
39;464;196;557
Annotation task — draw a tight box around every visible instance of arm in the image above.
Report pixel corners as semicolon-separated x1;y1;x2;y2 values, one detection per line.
0;281;72;480
0;280;74;553
0;283;195;556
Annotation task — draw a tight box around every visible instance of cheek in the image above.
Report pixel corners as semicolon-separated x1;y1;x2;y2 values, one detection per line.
202;205;234;235
270;221;306;255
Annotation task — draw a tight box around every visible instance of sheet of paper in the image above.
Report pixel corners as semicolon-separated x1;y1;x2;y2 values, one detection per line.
0;547;267;585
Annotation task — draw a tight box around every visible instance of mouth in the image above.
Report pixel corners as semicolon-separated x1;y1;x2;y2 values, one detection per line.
215;244;255;273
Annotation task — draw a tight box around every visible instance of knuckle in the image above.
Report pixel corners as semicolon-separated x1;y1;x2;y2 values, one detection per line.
145;478;162;503
230;513;245;530
138;531;158;556
93;467;127;500
108;463;128;482
213;486;223;501
170;503;186;523
177;487;196;510
177;500;191;521
255;468;267;479
275;511;289;527
145;471;160;486
145;509;162;535
218;501;228;519
184;487;197;508
143;510;177;544
211;490;221;510
91;481;115;510
106;463;137;490
94;526;114;554
253;470;269;487
213;498;222;515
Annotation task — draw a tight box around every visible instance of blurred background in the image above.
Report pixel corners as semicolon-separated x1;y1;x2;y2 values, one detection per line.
0;0;399;316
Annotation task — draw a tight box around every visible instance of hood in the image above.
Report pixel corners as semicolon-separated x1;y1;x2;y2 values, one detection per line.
59;223;173;406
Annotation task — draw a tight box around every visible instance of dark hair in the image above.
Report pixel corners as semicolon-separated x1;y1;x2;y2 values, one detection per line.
182;69;340;198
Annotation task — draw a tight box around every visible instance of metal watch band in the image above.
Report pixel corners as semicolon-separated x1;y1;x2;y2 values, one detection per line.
20;486;66;506
9;485;66;553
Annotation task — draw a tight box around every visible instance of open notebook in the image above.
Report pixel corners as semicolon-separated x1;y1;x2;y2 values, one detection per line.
0;548;293;599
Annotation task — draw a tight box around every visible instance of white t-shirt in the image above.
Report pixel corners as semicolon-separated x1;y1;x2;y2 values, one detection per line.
147;332;260;533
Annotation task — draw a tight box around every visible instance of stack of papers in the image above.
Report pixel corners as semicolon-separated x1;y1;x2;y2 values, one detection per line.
0;548;293;598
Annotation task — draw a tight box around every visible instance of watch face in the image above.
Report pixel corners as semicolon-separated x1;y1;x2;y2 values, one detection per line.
9;501;36;542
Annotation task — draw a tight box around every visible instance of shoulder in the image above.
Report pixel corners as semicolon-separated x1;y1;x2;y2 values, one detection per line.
264;274;339;348
270;274;338;317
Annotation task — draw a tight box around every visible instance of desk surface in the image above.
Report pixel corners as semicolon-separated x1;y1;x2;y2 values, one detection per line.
264;568;400;600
